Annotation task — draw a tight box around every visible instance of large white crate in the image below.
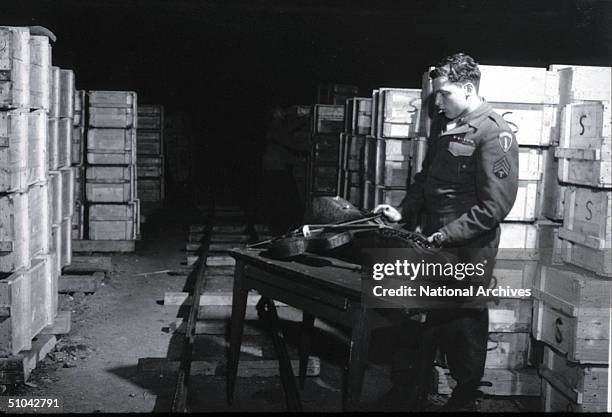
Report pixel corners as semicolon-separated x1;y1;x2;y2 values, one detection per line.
551;65;612;104
86;166;133;183
506;180;541;222
59;69;75;118
0;191;30;273
490;102;557;146
88;203;137;240
559;101;610;150
28;181;50;259
89;107;136;128
532;265;610;363
312;104;344;134
27;109;47;186
28;35;50;111
0;26;30;109
86;182;134;203
478;65;559;104
88;90;137;108
0;108;28;192
0;257;53;356
376;88;422;139
555;146;611;189
87;128;135;152
498;223;539;260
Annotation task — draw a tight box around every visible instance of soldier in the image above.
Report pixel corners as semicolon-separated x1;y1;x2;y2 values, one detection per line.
374;52;519;411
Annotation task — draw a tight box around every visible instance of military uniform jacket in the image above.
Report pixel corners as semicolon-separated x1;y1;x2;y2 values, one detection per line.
402;100;519;245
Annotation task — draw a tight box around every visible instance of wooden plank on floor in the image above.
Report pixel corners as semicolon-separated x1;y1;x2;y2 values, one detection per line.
0;334;57;384
164;292;278;307
138;356;320;377
58;272;104;293
40;310;71;335
63;256;112;273
72;240;135;253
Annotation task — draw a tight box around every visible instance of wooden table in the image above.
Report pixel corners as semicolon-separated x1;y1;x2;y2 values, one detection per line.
226;248;391;411
226;248;494;411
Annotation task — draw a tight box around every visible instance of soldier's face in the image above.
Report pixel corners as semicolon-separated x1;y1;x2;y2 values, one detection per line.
432;77;470;119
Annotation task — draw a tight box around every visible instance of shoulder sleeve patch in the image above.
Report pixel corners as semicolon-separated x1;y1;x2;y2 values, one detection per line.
498;131;513;153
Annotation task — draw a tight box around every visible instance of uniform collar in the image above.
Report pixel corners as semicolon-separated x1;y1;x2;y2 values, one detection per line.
441;99;491;136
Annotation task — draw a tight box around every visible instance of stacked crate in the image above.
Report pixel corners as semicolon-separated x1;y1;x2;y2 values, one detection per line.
361;88;422;210
136;105;164;216
307;104;345;210
164;109;191;197
533;65;611;412
85;91;139;242
57;69;76;269
338;98;371;207
316;83;359;105
1;26;58;358
288;105;312;207
72;90;85;240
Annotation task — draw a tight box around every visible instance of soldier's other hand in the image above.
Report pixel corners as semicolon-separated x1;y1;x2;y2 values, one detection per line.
373;204;402;222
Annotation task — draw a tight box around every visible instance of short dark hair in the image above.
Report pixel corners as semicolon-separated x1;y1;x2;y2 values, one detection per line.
429;53;481;89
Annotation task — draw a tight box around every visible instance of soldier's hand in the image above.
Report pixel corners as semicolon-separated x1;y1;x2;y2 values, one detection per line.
373;204;402;222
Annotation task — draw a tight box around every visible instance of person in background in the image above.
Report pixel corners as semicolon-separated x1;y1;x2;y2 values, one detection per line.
374;52;519;411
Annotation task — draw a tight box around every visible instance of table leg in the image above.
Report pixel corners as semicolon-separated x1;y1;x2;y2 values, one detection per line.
260;297;303;411
343;304;372;411
299;312;315;390
226;261;249;406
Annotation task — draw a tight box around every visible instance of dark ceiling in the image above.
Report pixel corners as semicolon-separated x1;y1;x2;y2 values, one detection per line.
2;0;610;199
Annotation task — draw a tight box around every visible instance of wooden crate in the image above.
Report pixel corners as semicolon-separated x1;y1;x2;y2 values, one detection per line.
87;128;135;153
351;98;372;135
540;345;608;413
73;90;85;127
491;260;538;298
559;101;610;151
485;332;530;369
489;298;533;333
60;167;74;218
58;69;74;119
71;125;84;165
0;191;30;273
532;265;610;363
89;107;136;128
47;117;58;170
137;156;164;178
344;134;364;171
373;186;407;207
0;109;28;192
370;90;379;137
57;117;72;168
0;26;29;109
71;201;84;240
86;182;134;203
137;104;163;129
48;170;62;225
73;165;84;202
541;148;566;221
538;221;564;266
60;217;71;267
317;83;358;105
551;65;612;104
88;204;136;241
88;90;137;109
28;35;50;111
374;160;411;188
376;88;422;139
518;147;544;181
489;102;557;146
478;65;559;104
86;166;133;183
28;182;50;259
498;223;539;260
555;147;611;189
49;66;59;118
313;134;340;163
312;104;344;134
506;180;541;222
87;150;135;166
556;237;611;277
0;257;53;356
136;130;163;155
560;186;611;251
27;109;47;186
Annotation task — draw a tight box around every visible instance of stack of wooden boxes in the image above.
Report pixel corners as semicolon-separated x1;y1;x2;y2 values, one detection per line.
361;88;422;210
0;26;58;360
338;97;371;207
533;65;611;412
307;104;345;210
85;91;140;243
136;105;165;216
72;90;85;240
164;109;191;196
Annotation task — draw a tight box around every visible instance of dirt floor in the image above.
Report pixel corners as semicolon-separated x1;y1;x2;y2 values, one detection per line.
2;202;540;413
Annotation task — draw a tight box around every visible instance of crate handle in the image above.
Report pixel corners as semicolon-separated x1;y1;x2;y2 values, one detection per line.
554;317;564;343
